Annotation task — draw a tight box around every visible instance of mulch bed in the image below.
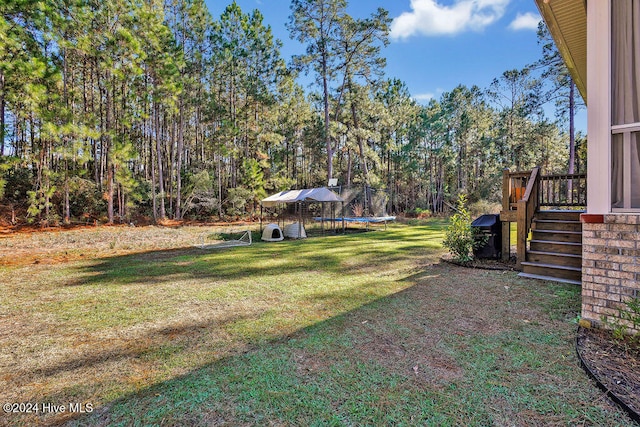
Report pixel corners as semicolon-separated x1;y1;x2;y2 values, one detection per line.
577;326;640;423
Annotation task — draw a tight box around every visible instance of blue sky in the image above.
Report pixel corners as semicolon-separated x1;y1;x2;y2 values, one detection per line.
204;0;585;130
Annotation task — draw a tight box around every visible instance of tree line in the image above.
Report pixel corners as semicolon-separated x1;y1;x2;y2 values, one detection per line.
0;0;582;225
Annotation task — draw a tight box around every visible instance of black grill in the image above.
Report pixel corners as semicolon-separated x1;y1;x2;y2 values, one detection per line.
471;214;502;259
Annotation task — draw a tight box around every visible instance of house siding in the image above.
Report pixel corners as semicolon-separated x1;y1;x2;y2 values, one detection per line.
582;214;640;333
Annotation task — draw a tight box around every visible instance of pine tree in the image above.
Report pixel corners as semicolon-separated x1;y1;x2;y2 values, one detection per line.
288;0;347;181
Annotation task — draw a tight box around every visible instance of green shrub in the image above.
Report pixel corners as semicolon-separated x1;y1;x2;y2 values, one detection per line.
442;194;486;262
68;177;105;220
224;187;253;218
415;207;431;219
182;170;219;218
404;207;431;218
26;186;58;224
0;157;30;201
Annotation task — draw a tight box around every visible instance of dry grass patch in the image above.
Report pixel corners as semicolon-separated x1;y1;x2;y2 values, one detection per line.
0;224;248;267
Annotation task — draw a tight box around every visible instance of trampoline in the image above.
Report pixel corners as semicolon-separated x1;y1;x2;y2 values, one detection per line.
313;216;396;230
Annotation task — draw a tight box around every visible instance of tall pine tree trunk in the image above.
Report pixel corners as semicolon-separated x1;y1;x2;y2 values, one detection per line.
0;71;5;156
64;160;70;224
322;52;333;181
175;98;184;220
62;48;70;224
106;75;114;224
346;148;352;186
150;118;158;221
351;101;369;186
349;83;370;213
155;104;166;220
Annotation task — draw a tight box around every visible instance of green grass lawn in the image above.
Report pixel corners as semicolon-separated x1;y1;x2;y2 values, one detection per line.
0;220;634;426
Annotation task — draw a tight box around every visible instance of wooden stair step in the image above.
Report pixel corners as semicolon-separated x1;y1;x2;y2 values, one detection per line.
532;219;582;232
518;272;582;285
529;240;582;255
518;210;585;285
536;210;584;221
521;261;582;281
534;219;582;224
521;261;581;271
533;219;582;225
531;229;582;243
532;228;582;234
527;250;582;268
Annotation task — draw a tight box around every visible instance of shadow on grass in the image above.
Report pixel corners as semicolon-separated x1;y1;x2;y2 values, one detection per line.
27;312;263;381
58;263;636;427
65;225;445;288
61;280;439;426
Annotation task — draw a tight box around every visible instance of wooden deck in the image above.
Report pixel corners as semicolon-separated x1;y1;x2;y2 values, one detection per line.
500;168;586;284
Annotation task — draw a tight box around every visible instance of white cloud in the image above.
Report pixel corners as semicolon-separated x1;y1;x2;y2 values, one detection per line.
390;0;510;40
413;88;445;103
413;93;435;102
508;12;540;31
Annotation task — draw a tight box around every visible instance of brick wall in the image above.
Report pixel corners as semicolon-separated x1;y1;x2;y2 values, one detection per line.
582;214;640;333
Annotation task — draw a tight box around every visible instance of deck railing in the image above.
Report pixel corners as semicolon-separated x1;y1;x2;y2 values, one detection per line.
516;167;540;268
502;171;532;211
539;173;587;208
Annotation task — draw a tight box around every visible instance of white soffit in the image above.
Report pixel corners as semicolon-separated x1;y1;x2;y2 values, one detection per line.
535;0;587;103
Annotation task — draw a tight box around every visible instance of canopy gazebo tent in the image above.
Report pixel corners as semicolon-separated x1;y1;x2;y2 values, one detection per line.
260;187;345;237
261;187;344;207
